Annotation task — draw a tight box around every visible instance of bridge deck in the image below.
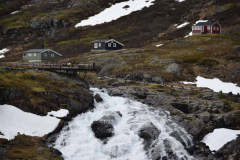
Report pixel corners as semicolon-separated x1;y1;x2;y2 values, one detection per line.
0;63;98;72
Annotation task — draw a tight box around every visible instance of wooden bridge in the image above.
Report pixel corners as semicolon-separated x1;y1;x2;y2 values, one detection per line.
0;62;100;76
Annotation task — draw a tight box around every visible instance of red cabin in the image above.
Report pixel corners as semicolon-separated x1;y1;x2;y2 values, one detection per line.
192;21;221;35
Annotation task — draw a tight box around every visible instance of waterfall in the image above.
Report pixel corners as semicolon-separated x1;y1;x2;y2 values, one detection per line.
52;88;195;160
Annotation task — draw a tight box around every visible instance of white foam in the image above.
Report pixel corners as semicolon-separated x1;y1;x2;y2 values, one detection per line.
53;88;194;160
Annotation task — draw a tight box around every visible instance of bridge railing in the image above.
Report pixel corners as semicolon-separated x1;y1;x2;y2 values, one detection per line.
0;62;98;71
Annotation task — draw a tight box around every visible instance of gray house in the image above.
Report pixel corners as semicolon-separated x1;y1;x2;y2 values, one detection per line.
22;49;62;62
91;38;124;51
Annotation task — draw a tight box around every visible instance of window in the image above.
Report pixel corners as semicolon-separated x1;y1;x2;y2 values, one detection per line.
217;27;219;30
51;54;54;57
34;53;36;56
99;43;101;47
28;53;32;57
108;43;111;47
207;26;210;30
44;53;47;57
94;43;98;48
113;43;116;47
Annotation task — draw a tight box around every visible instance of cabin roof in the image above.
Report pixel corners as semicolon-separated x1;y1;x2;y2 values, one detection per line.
195;21;218;26
25;49;62;56
91;39;124;46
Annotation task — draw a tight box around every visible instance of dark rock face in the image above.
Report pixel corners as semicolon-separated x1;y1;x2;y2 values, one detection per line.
170;103;190;114
91;111;122;140
94;93;103;102
91;121;114;139
0;87;23;103
215;135;240;160
138;123;160;149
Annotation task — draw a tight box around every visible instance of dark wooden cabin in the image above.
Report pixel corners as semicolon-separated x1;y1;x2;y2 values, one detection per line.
91;38;124;51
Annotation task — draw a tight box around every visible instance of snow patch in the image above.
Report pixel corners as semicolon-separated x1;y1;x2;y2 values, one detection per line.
75;0;155;27
176;22;189;29
47;109;69;118
201;128;240;151
175;0;186;2
0;104;61;140
182;76;240;95
0;48;9;54
156;44;163;47
11;10;20;14
0;48;9;59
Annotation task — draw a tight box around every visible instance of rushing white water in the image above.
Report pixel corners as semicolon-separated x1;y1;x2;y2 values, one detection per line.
53;88;195;160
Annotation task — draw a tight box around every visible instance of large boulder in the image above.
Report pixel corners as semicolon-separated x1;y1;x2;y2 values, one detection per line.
138;122;160;149
94;93;103;102
91;111;122;140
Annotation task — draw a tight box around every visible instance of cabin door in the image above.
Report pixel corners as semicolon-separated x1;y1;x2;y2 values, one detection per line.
204;26;207;34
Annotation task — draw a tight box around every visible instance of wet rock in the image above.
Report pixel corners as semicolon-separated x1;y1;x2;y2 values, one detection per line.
94;93;103;102
91;111;122;140
49;147;62;156
138;123;160;141
138;122;160;152
170;131;192;148
91;120;114;139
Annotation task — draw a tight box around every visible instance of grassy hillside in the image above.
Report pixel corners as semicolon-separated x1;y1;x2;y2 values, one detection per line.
67;34;240;84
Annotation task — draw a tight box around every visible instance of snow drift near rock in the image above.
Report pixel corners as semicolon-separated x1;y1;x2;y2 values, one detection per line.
47;109;69;118
182;76;240;95
201;128;240;151
75;0;155;27
0;48;9;59
0;104;62;140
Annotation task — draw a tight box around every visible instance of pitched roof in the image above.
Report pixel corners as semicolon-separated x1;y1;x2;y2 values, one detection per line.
91;39;124;46
91;39;109;43
195;21;217;26
25;49;62;56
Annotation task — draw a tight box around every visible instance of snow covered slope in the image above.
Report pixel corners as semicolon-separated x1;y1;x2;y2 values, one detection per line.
0;104;62;140
75;0;155;27
201;128;240;151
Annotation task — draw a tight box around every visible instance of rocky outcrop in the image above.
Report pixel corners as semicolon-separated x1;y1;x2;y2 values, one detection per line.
117;73;164;84
91;111;122;140
138;123;160;149
94;93;103;102
215;135;240;160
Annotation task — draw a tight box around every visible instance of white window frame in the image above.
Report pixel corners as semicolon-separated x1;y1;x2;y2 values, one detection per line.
207;26;210;30
217;27;219;30
99;43;101;47
108;43;111;47
113;43;116;47
33;53;36;56
28;53;32;57
94;43;98;48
